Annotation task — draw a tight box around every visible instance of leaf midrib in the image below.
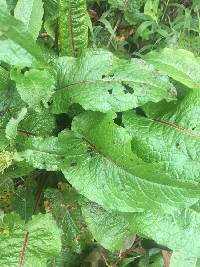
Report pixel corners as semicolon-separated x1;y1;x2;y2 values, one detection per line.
152;118;200;139
57;79;164;91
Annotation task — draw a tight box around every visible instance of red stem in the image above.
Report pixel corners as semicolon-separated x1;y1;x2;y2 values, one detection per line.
18;232;29;267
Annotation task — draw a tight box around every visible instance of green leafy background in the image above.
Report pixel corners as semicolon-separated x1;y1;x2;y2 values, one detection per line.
0;0;200;266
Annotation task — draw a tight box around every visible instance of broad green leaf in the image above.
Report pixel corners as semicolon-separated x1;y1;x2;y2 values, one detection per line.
58;0;89;56
64;111;200;212
18;112;200;212
0;8;46;64
51;49;176;113
145;48;200;89
81;200;133;251
11;69;55;111
0;40;33;67
45;183;92;267
0;213;61;267
14;0;44;40
5;107;27;140
170;252;197;267
123;88;200;182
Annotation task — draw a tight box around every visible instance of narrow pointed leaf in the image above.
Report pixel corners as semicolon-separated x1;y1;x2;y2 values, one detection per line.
58;0;89;56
